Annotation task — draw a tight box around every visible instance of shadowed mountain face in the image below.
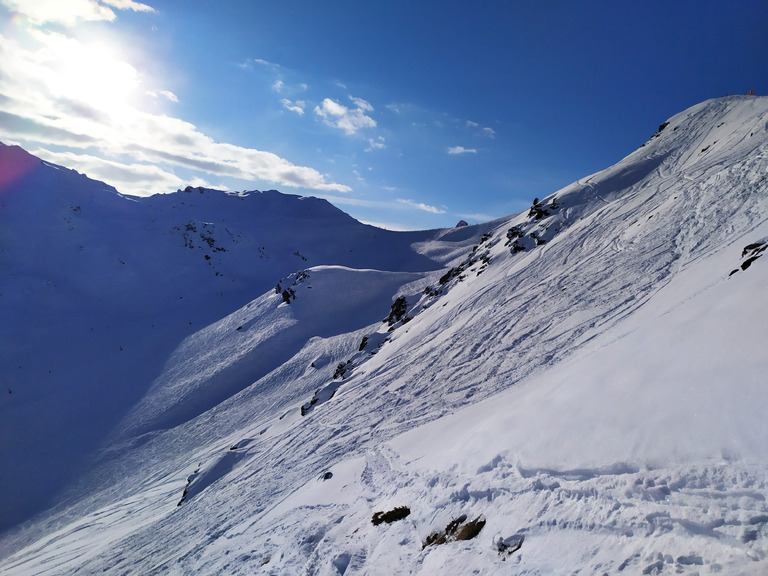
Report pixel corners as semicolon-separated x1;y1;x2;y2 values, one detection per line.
1;96;768;575
0;146;453;530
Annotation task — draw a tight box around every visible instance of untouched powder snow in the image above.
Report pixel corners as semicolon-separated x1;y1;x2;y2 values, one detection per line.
1;96;768;575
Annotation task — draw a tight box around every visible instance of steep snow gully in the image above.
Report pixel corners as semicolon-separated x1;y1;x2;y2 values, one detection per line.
1;95;768;575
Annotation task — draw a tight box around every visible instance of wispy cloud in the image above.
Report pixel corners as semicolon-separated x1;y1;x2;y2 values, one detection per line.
281;98;305;115
447;146;477;155
100;0;154;12
315;96;376;135
397;198;446;214
311;194;446;229
366;136;386;151
147;89;179;103
238;57;285;73
242;58;311;117
466;120;495;138
458;211;495;223
350;96;374;112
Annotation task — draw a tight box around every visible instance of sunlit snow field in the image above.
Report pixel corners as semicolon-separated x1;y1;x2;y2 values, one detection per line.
1;96;768;575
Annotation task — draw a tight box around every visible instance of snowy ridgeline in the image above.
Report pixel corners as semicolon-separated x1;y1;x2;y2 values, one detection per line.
1;95;768;575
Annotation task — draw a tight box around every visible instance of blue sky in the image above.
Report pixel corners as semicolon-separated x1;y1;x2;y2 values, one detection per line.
1;1;766;229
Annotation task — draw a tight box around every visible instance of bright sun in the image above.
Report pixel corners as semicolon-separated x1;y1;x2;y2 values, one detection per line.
42;31;141;118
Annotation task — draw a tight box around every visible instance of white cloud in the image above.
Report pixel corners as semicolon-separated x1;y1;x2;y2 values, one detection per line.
397;198;447;214
30;147;189;195
0;28;351;195
281;99;305;115
239;58;282;72
365;136;386;151
0;0;153;25
314;97;376;136
458;211;495;222
147;89;179;103
100;0;154;12
350;96;373;112
312;195;441;230
356;219;411;231
272;79;284;92
0;0;113;24
317;98;347;117
447;146;477;155
465;120;495;138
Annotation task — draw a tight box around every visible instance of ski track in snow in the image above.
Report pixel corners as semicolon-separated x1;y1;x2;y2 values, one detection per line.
2;96;768;574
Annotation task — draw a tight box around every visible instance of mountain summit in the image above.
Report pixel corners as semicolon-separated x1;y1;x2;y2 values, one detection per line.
1;96;768;575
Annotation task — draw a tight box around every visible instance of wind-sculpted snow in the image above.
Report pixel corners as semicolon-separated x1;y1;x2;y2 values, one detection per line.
118;266;426;436
1;96;768;574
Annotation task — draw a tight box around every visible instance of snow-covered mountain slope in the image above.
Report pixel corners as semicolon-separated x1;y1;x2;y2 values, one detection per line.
0;147;488;533
1;95;767;575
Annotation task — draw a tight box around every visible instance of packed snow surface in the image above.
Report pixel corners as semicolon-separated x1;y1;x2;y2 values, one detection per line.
1;96;768;575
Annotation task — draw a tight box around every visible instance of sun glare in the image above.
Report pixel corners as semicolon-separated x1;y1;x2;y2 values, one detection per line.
61;45;140;116
39;31;141;118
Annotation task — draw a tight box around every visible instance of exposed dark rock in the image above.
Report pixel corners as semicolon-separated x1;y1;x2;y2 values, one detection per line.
300;396;318;416
333;360;352;380
423;515;485;548
386;296;409;326
505;225;524;244
281;288;295;304
455;517;486;541
730;239;767;276
177;464;202;506
372;506;411;526
439;268;456;285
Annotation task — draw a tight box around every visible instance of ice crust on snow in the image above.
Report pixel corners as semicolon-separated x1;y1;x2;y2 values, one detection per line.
1;96;768;574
